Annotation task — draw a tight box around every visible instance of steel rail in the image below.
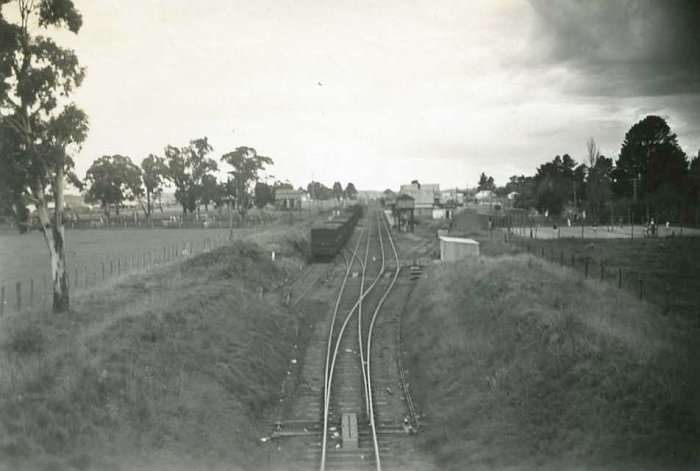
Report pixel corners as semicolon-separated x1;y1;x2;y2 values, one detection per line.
320;228;365;471
323;229;364;405
357;212;379;418
320;209;388;471
363;210;397;471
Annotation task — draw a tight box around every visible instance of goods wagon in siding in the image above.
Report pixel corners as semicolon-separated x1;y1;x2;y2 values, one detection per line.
310;205;362;261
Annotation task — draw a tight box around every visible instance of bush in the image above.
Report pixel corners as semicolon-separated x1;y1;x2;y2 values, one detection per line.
7;326;45;354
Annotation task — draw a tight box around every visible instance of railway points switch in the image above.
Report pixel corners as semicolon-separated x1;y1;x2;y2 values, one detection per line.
341;413;358;449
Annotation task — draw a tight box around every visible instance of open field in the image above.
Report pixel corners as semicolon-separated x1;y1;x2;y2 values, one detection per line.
403;252;700;470
0;227;229;286
0;210;331;315
0;228;231;315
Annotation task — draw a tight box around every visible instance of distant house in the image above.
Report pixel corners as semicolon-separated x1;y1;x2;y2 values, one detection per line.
474;190;496;205
275;189;305;210
439;188;463;205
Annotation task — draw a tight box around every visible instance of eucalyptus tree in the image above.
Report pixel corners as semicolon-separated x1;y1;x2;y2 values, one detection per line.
0;0;88;312
84;155;142;221
220;146;273;219
163;138;218;215
140;154;167;219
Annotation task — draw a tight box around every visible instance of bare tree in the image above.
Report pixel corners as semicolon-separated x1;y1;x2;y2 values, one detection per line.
586;137;600;168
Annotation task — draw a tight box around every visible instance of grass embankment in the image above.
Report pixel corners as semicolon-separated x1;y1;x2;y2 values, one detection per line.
0;236;308;471
404;254;700;470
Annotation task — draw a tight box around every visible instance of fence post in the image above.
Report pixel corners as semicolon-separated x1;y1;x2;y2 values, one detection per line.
584;258;588;278
118;258;121;276
101;263;105;282
0;285;4;316
110;260;113;277
541;247;544;258
30;278;34;308
85;267;88;288
16;281;21;312
618;267;622;289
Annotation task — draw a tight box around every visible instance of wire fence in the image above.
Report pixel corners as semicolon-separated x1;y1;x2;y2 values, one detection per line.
0;216;297;318
0;236;231;318
503;231;700;321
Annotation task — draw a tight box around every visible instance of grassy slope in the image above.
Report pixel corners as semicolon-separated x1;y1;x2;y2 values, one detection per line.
403;254;700;470
0;235;307;471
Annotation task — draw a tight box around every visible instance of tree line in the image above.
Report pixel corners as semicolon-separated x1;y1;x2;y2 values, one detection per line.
80;148;360;222
479;116;700;224
81;141;276;221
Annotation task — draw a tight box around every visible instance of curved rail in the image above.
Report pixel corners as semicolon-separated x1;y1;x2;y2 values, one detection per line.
364;209;400;471
320;228;365;471
321;213;386;471
320;208;401;471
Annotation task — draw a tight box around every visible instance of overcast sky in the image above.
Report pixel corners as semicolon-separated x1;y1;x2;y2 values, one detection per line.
27;0;700;190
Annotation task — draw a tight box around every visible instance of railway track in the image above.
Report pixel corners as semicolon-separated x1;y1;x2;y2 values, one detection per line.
269;207;421;471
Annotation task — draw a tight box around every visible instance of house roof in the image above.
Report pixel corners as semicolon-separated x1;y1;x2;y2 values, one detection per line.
439;236;479;245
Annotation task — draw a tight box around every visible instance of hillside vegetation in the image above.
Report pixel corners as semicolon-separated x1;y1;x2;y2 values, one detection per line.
0;236;307;471
404;253;700;470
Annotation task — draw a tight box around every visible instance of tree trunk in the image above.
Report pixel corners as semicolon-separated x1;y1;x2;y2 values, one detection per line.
146;191;152;220
36;178;70;313
228;200;234;241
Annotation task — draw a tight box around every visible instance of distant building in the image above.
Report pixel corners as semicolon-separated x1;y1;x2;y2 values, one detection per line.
439;188;463;205
399;181;439;217
275;189;305;210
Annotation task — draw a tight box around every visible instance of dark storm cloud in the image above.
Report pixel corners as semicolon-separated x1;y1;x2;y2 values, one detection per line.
528;0;700;97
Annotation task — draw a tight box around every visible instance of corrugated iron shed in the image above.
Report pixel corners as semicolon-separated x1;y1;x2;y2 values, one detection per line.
439;236;479;261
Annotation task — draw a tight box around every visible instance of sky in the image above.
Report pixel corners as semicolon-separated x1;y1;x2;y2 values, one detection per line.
10;0;700;191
